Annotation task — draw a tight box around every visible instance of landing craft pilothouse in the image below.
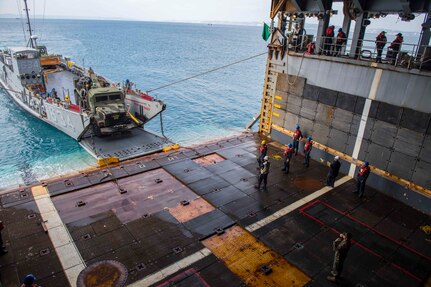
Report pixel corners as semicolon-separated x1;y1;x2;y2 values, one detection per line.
0;0;172;162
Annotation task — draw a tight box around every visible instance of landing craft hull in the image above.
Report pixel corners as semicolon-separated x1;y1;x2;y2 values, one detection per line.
0;76;87;140
0;48;171;161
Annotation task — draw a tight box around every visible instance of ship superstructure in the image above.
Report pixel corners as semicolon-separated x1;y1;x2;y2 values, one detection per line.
259;0;431;213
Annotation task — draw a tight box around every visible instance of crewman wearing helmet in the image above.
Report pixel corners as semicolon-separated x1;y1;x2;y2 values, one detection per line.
303;136;313;167
257;140;268;165
292;125;303;156
255;155;270;191
282;143;294;174
21;274;37;287
354;161;370;198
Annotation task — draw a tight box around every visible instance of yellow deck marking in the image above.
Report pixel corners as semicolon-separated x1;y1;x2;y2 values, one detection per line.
203;226;310;287
168;197;215;223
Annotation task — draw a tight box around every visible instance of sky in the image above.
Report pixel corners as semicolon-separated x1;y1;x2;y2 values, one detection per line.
0;0;426;32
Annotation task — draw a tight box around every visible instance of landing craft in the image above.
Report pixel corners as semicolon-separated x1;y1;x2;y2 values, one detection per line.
0;0;172;162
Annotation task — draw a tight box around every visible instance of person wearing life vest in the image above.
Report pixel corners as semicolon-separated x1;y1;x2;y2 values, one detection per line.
257;140;268;165
323;25;335;56
303;136;313;168
292;125;303;156
389;33;403;65
306;41;315;55
255;156;270;191
21;274;39;287
282;143;294;174
375;31;387;63
326;156;341;187
354;161;370;198
334;28;347;56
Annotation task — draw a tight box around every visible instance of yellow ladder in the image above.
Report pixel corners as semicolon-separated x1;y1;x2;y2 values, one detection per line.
259;55;277;134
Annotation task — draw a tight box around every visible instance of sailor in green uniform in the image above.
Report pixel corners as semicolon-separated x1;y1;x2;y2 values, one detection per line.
327;232;352;283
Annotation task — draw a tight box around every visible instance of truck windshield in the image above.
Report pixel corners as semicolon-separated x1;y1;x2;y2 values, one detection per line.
109;94;121;101
95;95;108;102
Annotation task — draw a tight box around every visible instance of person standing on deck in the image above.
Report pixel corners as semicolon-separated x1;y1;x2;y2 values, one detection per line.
292;125;303;156
303;137;313;168
326;156;341;187
256;156;270;191
282;143;294;174
375;31;387;63
0;220;7;255
323;25;335;55
389;33;403;65
334;28;347;56
327;232;352;283
21;274;39;287
354;161;370;198
257;140;268;166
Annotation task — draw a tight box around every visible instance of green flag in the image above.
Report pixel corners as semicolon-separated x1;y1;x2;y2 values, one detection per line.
262;22;271;41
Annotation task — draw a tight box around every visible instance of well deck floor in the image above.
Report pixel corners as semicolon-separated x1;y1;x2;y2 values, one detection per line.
0;133;430;286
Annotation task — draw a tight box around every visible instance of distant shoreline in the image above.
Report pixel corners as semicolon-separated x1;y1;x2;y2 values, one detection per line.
0;15;264;27
0;15;423;33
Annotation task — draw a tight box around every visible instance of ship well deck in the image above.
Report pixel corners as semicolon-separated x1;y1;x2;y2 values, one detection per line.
0;133;430;286
45;70;77;103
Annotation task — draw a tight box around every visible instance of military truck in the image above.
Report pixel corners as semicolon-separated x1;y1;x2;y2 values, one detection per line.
87;87;136;136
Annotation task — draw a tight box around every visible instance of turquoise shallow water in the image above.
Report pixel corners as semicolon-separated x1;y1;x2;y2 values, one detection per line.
0;19;267;188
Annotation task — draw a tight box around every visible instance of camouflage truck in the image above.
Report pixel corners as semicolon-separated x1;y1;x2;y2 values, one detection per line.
87;87;135;136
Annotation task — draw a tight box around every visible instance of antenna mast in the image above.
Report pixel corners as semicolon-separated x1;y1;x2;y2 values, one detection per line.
23;0;36;48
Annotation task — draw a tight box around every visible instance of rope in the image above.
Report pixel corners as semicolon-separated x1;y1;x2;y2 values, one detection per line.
287;51;306;86
146;52;267;93
159;112;166;138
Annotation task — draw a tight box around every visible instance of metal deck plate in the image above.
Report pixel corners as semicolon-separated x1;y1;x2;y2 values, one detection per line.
80;128;171;161
202;185;248;207
187;176;231;196
156;268;210;287
203;225;310;286
52;168;200;224
168;197;215;223
183;209;235;238
193;153;225;167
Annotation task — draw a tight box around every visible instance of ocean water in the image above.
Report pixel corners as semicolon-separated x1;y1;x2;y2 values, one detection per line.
0;19;267;189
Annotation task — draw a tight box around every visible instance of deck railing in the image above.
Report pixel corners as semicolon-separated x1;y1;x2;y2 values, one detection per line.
286;34;431;71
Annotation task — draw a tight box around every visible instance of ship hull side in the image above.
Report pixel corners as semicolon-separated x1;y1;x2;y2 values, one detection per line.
265;53;431;214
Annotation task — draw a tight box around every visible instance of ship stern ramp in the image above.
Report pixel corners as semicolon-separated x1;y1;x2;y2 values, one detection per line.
79;127;172;161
